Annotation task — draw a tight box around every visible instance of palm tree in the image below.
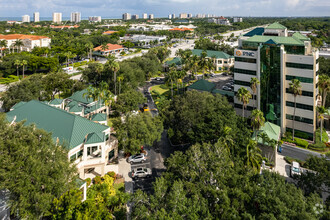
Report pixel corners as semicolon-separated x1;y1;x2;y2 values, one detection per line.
0;40;7;57
83;86;101;115
198;50;208;78
98;81;113;114
166;66;177;98
117;75;124;95
251;109;265;139
189;54;199;79
14;60;21;78
218;126;234;154
64;51;76;67
101;43;108;53
236;87;252;118
250;77;260;109
246;139;262;172
318;74;330;107
20;60;28;79
317;106;328;142
108;60;120;95
289;79;302;141
85;42;94;60
14;39;24;53
206;57;215;76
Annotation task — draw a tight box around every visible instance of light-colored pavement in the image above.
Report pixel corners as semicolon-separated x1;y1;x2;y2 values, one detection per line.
117;157;134;193
169;40;195;57
275;153;290;177
0;84;8;92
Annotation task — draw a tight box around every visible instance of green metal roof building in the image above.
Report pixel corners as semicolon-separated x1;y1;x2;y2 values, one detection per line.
192;49;233;59
6;100;109;149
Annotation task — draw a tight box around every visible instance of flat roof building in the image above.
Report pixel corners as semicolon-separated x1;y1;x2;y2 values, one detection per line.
149;14;154;19
122;13;131;20
71;12;81;23
234;22;319;140
89;16;101;22
52;12;62;24
33;12;39;22
22;15;30;23
132;14;139;20
142;13;148;19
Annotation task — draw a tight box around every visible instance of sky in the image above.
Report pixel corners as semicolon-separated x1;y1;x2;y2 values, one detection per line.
0;0;329;18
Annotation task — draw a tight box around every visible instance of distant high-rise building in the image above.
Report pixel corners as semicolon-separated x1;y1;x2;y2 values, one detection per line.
142;13;148;19
168;14;172;19
179;13;187;19
149;14;154;19
233;17;243;22
22;15;30;23
71;12;81;23
122;13;131;20
33;12;40;22
89;16;102;22
52;12;62;24
187;13;192;18
172;14;176;19
132;14;139;20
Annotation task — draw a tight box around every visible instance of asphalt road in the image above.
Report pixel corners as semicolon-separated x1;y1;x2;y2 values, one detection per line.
281;143;323;161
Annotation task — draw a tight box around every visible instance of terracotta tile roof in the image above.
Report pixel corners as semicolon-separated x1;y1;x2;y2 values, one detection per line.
0;34;49;40
103;31;118;35
169;27;194;31
94;43;124;52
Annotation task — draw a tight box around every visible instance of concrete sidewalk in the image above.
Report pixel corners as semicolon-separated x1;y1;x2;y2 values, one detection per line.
274;153;290;177
117;157;133;193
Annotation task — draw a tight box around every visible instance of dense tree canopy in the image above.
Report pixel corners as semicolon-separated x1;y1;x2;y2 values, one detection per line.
162;90;250;146
0;114;77;219
114;112;163;154
131;141;324;219
114;89;146;114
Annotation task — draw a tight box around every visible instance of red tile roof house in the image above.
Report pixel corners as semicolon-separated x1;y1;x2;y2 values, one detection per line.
93;43;127;56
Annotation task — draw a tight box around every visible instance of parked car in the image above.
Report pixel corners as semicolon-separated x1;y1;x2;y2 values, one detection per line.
131;167;152;179
211;73;215;77
127;153;147;164
222;86;230;91
225;82;232;87
291;161;301;177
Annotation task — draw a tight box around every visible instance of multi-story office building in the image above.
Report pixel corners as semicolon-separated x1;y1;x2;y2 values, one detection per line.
234;23;319;140
122;13;131;20
132;14;139;20
187;13;193;18
142;13;148;19
53;12;62;24
179;13;188;19
89;16;101;22
168;14;172;19
33;12;40;22
149;14;154;19
22;15;30;23
172;14;176;19
71;12;81;23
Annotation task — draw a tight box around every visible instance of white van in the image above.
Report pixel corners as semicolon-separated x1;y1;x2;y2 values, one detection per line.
291;161;301;177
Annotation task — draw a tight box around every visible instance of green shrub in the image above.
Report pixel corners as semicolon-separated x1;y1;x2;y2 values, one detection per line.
284;156;305;167
93;176;102;184
315;128;328;143
0;75;19;84
85;178;92;186
106;171;116;179
294;138;309;148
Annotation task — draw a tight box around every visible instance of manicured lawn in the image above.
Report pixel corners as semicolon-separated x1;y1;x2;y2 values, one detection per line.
150;85;169;95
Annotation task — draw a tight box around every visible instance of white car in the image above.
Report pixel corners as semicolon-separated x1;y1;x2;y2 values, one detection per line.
291;161;301;177
131;167;152;179
127;153;147;164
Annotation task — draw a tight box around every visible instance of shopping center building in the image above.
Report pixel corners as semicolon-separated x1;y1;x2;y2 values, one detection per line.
234;23;319;140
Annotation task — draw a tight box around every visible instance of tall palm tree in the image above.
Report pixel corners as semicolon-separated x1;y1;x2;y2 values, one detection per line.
101;43;108;54
318;74;330;107
246;139;262;172
166;66;177;98
13;39;24;53
250;77;260;109
206;57;215;76
218;126;234;154
236;87;252;118
20;60;28;79
98;81;112;112
251;109;265;138
85;42;94;60
198;50;208;78
108;60;120;95
83;86;101;115
289;79;302;141
64;51;76;67
117;75;124;95
317;106;328;142
189;54;199;79
0;40;7;57
14;60;21;78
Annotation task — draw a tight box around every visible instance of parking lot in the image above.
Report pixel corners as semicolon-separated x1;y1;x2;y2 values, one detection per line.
207;74;234;91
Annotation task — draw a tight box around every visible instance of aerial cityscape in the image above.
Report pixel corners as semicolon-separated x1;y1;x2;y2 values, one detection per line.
0;0;329;219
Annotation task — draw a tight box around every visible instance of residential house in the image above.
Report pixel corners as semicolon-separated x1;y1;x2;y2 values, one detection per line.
93;43;126;56
6;100;118;179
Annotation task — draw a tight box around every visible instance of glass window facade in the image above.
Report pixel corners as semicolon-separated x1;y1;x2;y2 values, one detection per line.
286;114;313;124
286;88;313;97
286;75;313;83
234;68;257;75
286;101;314;111
234;103;254;111
235;57;257;63
286;62;313;70
260;45;281;126
242;41;259;50
285;127;313;140
234;80;251;86
284;45;305;55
